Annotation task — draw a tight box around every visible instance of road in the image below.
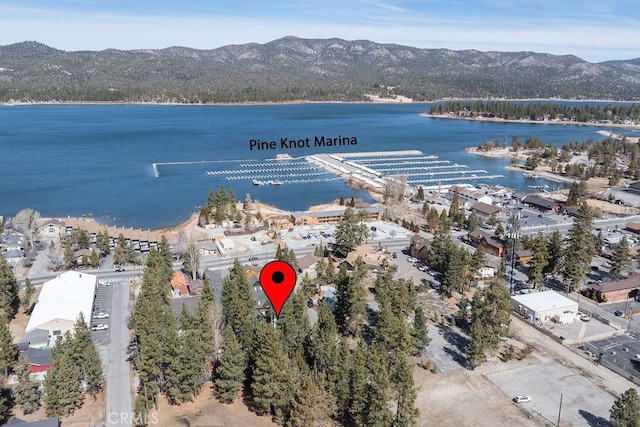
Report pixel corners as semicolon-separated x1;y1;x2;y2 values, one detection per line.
105;278;133;426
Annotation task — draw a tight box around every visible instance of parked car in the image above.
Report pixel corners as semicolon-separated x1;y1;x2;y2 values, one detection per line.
93;312;110;319
115;267;125;272
580;314;590;322
614;310;624;317
99;281;110;286
513;395;531;403
92;324;109;331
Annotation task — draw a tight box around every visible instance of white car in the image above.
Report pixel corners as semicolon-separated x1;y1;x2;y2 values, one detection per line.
513;395;531;403
580;314;590;322
92;324;109;331
93;312;109;319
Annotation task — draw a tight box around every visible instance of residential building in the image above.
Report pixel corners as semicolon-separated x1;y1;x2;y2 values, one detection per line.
170;271;189;297
4;417;60;427
409;234;430;261
468;229;505;257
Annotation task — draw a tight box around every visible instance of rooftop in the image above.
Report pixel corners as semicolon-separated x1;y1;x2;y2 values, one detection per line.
26;271;97;333
511;290;577;312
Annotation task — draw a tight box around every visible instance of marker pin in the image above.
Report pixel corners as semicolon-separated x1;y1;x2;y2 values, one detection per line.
259;260;297;318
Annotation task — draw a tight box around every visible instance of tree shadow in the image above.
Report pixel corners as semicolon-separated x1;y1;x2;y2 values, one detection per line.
442;346;467;367
437;325;469;354
579;409;610;427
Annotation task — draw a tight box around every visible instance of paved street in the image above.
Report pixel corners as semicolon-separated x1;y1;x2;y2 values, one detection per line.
106;279;133;427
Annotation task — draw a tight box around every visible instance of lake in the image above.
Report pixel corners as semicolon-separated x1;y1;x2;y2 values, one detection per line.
0;103;621;229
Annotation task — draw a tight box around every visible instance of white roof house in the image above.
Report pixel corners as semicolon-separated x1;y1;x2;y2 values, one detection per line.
511;290;578;324
26;271;97;338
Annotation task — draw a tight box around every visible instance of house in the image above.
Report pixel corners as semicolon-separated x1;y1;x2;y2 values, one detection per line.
38;219;66;238
515;249;533;265
1;233;25;251
476;266;495;279
291;207;383;226
522;195;559;212
297;253;319;272
409;234;430;261
22;347;53;373
73;248;99;265
468;229;505;257
511;290;579;324
170;271;189;297
4;249;24;265
470;202;502;219
243;264;261;280
198;242;219;256
188;279;204;296
587;274;640;303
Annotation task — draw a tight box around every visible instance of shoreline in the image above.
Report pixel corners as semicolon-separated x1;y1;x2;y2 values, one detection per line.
3;96;639;107
422;113;640;132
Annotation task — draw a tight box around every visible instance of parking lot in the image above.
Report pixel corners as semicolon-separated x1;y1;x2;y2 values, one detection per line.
92;279;113;344
488;361;614;426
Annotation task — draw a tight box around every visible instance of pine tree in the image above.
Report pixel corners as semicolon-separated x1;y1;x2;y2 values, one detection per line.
415;186;425;201
0;319;15;378
328;338;351;420
192;279;216;363
391;355;419;427
0;252;19;319
287;369;335;427
562;202;595;292
277;291;310;358
13;355;42;414
251;322;293;424
0;379;9;425
334;261;366;336
21;278;34;314
465;323;487;370
334;207;368;254
610;236;632;279
214;327;246;403
366;346;393;427
545;229;563;274
44;336;84;416
165;323;202;404
528;233;549;289
347;341;368;427
71;313;104;396
221;260;256;351
305;302;338;375
412;306;430;356
610;388;640;427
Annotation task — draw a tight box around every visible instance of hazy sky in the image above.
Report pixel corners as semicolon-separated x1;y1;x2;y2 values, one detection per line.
2;0;639;62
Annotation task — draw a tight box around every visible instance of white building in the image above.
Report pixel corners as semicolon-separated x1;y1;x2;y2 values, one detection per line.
511;290;578;324
26;271;97;338
449;185;493;208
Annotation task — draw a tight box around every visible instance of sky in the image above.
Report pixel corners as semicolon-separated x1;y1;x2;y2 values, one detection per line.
1;0;640;62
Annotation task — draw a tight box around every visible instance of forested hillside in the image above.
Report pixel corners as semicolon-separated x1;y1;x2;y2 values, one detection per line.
1;36;640;103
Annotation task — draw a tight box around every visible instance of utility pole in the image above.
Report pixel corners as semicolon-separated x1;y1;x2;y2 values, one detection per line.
506;202;521;294
556;393;563;427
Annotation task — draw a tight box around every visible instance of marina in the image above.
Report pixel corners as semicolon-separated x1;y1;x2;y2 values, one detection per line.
196;150;505;194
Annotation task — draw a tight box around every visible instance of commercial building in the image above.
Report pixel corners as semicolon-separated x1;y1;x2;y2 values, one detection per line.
26;271;97;337
511;290;578;324
449;186;493;207
584;335;640;386
291;207;383;226
587;274;640;303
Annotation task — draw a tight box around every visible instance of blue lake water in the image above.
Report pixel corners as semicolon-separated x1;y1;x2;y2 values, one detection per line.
0;103;628;229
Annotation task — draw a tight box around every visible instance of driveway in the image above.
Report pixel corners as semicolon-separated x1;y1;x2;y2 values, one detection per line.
106;279;133;426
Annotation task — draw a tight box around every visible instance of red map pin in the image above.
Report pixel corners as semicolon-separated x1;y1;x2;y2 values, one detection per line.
259;260;297;318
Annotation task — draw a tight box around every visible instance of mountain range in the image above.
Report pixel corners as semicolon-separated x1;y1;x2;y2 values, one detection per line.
0;36;639;103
